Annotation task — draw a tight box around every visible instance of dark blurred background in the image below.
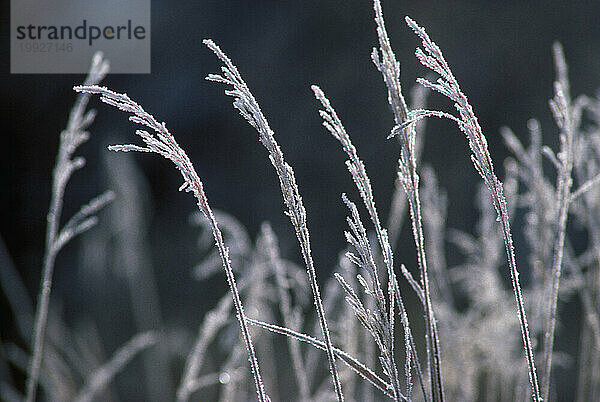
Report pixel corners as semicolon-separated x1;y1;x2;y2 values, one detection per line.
2;0;600;400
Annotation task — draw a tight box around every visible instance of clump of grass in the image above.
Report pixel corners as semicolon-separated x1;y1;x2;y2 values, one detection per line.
8;2;600;401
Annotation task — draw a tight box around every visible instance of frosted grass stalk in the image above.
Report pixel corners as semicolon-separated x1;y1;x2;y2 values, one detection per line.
372;2;444;399
401;16;541;401
204;39;343;401
313;84;411;400
73;85;269;402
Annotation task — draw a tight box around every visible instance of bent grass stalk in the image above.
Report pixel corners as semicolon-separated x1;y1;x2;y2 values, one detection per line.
73;85;269;402
399;16;541;401
203;39;344;401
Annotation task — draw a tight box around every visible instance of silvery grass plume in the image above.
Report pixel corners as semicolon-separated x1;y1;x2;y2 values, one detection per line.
73;85;270;402
25;52;114;402
311;269;351;401
313;84;420;401
334;253;361;399
204;225;305;401
203;39;343;401
245;318;394;399
299;258;355;400
215;231;277;402
372;2;444;400
395;16;541;401
502;121;557;398
336;195;409;402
